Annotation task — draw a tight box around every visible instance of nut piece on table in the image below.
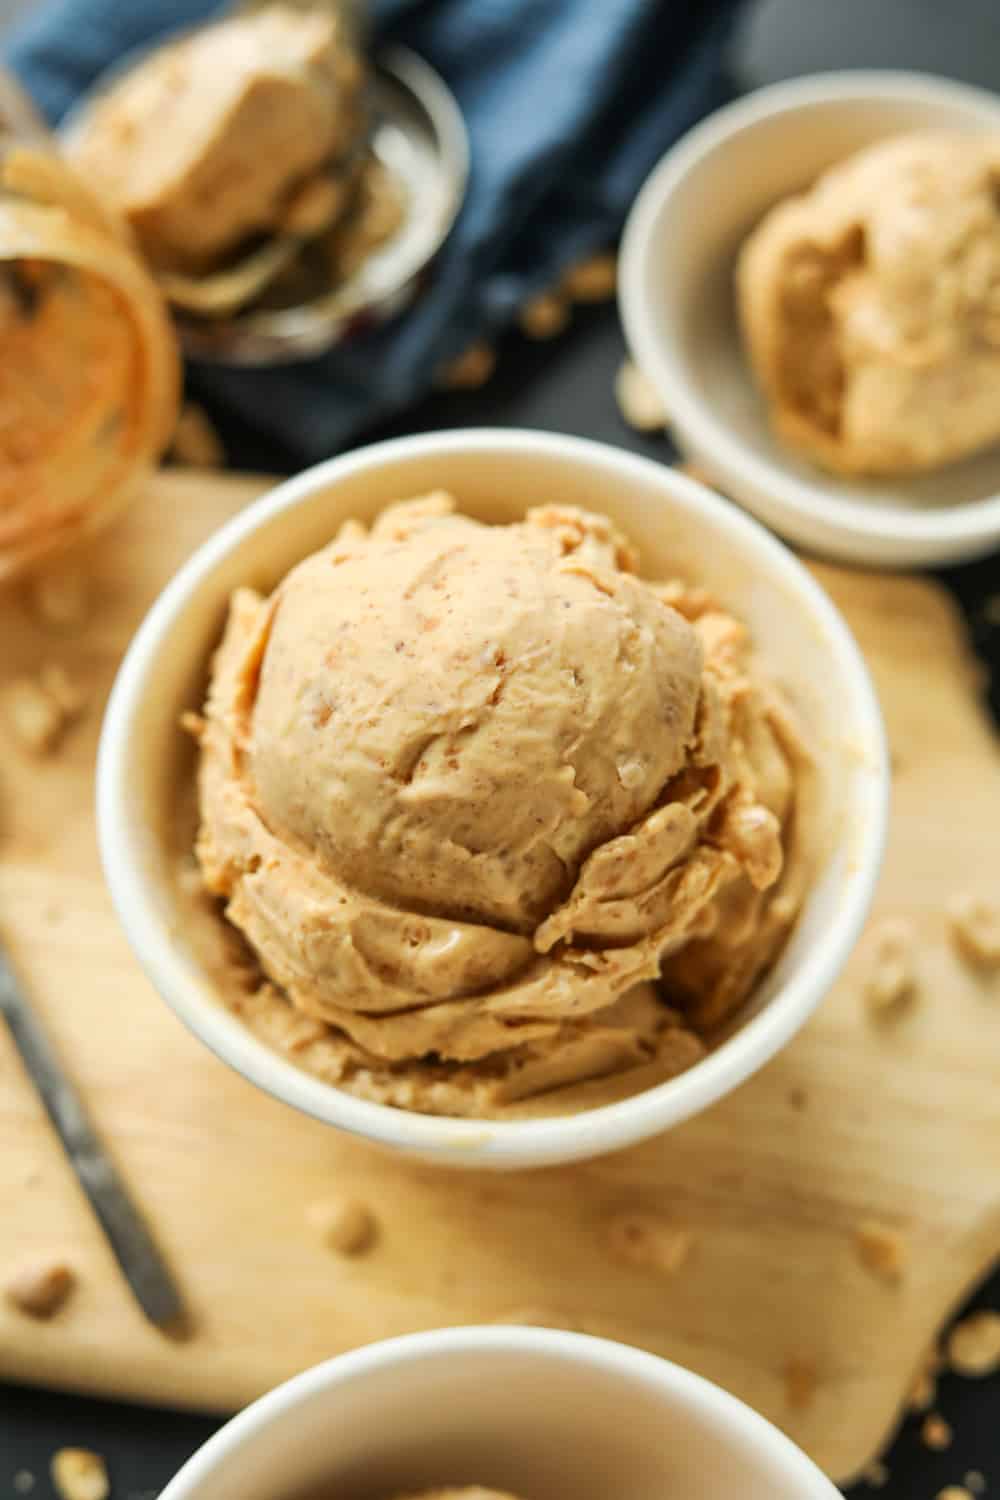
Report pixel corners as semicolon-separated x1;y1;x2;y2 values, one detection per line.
518;292;570;340
51;1450;109;1500
30;563;90;632
854;1221;907;1281
604;1212;693;1276
4;1259;76;1318
921;1413;953;1451
946;1309;1000;1376
948;893;1000;969
615;359;669;432
861;916;916;1014
561;251;617;302
307;1195;376;1255
3;676;66;755
437;342;496;391
169;402;226;469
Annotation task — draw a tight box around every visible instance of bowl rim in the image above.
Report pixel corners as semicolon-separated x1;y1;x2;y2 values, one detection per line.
619;68;1000;564
158;1324;842;1499
97;428;888;1168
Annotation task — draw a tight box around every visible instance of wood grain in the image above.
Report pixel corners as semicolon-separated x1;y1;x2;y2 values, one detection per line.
1;469;998;1484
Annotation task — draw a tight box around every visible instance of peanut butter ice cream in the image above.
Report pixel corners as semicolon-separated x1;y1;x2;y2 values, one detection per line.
68;6;365;275
738;131;1000;476
186;495;807;1117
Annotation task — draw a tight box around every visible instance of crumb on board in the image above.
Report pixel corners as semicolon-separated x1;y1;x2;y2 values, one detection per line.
783;1355;817;1411
922;1413;954;1451
437;342;496;391
4;1259;76;1318
604;1213;693;1276
51;1449;109;1500
964;1472;987;1495
307;1195;376;1255
518;291;570;340
561;251;617;302
854;1221;907;1281
948;893;1000;969
13;1471;35;1494
947;1309;1000;1376
38;662;88;718
169;402;225;469
615;359;669;432
861;916;916;1014
3;676;66;754
30;563;89;631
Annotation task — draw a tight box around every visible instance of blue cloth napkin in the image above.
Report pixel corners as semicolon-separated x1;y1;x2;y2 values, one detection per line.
7;0;739;462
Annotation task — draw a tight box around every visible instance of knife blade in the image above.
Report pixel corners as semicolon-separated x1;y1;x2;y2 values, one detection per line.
0;936;185;1331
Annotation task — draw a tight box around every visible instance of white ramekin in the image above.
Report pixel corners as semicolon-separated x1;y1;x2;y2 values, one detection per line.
620;71;1000;568
97;429;887;1169
158;1326;841;1500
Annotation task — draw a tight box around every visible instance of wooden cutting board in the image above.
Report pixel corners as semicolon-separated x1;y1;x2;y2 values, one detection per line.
1;469;999;1486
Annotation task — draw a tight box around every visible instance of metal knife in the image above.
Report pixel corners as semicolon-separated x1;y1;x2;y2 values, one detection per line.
0;936;186;1332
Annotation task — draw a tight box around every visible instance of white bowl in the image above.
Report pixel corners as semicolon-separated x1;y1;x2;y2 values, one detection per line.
159;1326;842;1500
97;429;887;1169
619;70;1000;567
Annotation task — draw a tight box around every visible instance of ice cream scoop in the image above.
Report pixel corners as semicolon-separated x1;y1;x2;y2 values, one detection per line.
190;494;805;1116
738;130;1000;476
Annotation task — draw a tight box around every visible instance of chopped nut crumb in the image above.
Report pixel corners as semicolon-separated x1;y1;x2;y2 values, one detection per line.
783;1355;817;1411
948;893;1000;969
307;1196;375;1255
51;1449;109;1500
5;1259;75;1318
922;1413;953;1451
964;1472;986;1495
30;563;89;632
518;292;570;340
947;1309;1000;1376
3;676;65;754
787;1086;808;1111
862;1459;890;1489
615;359;668;432
169;402;225;469
38;663;87;719
437;342;496;391
561;251;617;302
862;916;916;1013
854;1221;907;1280
13;1471;35;1494
604;1213;693;1276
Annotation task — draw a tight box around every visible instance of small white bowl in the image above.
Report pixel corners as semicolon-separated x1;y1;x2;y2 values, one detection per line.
620;70;1000;567
159;1326;842;1500
97;429;887;1170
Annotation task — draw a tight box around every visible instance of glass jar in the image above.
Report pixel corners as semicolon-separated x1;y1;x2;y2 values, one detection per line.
0;68;179;581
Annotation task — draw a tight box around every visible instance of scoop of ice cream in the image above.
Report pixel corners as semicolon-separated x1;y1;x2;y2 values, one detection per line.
193;496;802;1113
67;5;365;274
738;131;1000;476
